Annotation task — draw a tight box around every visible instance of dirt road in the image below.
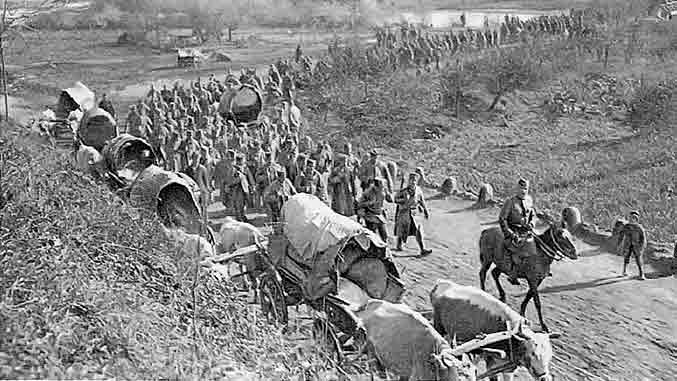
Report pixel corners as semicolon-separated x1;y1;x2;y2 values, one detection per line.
383;191;676;381
209;188;677;381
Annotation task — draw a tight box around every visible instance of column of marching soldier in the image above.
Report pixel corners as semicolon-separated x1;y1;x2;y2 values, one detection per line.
113;9;596;255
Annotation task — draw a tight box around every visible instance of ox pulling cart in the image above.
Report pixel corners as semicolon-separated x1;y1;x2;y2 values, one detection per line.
207;193;405;360
207;195;530;378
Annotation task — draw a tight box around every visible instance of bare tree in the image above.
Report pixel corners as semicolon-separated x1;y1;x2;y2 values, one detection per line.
0;0;71;125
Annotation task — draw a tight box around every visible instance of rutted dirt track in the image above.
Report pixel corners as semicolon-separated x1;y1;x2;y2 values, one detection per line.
380;191;677;381
207;188;676;380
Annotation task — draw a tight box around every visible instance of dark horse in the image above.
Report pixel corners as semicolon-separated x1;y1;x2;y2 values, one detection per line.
479;225;578;332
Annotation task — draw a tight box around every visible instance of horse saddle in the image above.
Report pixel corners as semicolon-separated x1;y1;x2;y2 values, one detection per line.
504;236;537;259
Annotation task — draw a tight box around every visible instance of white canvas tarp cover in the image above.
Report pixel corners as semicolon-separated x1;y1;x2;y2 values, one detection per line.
281;193;384;265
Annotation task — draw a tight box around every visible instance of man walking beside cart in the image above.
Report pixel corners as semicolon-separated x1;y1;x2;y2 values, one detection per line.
356;177;390;243
394;172;432;256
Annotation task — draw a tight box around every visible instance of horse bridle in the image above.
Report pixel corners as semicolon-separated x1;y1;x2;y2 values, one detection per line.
548;228;568;257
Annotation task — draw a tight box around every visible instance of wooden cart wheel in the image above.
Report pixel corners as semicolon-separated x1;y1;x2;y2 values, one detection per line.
259;273;288;325
312;319;344;364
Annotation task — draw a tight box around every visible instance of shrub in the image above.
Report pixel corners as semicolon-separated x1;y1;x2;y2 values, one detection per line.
485;47;546;110
627;79;677;132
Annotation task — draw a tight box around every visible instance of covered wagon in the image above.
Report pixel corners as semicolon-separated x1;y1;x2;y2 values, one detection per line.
101;134;158;187
128;165;208;239
42;82;95;146
56;81;95;120
208;193;404;361
77;108;117;152
217;84;263;124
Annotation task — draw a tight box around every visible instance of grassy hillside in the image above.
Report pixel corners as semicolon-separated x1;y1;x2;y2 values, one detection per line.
0;126;340;379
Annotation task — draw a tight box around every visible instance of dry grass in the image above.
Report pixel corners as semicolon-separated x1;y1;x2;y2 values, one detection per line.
299;10;677;242
0;125;360;379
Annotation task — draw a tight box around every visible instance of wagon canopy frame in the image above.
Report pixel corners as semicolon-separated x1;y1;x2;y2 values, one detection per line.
129;165;203;234
217;84;263;124
56;81;95;119
77;108;117;151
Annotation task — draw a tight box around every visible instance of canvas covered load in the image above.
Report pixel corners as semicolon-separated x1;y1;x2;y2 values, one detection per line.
78;108;117;151
129;165;202;234
102;134;157;183
218;84;263;124
56;82;95;120
278;193;404;303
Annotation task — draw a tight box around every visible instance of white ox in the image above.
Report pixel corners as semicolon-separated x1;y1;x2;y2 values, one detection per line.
354;299;477;381
75;144;107;179
430;279;560;381
217;216;265;252
217;217;266;289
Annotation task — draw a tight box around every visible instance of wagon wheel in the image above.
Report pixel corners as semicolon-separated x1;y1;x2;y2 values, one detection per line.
258;273;288;325
312;318;344;364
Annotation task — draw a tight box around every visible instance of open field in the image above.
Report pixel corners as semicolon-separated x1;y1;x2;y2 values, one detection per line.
2;0;677;379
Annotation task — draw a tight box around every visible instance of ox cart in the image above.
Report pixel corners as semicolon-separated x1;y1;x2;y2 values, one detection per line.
208;194;538;379
217;83;263;125
208;193;405;361
35;82;96;148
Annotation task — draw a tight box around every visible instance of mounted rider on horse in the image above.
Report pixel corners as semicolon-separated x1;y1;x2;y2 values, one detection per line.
498;177;536;285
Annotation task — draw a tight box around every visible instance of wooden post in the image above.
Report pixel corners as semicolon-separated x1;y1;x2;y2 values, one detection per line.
455;58;463;117
0;0;8;123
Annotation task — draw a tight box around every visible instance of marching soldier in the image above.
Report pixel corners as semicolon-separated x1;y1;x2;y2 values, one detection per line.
229;155;251;222
356;177;389;243
358;148;393;194
255;151;277;208
498;177;536;285
394;172;432;255
98;93;115;118
264;167;297;233
294;159;327;203
214;149;236;209
619;210;647;280
329;154;357;217
247;140;265;208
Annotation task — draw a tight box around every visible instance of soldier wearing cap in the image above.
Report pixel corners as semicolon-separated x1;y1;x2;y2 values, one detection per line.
618;210;647;280
255;151;277;206
329;153;358;217
247;140;265;208
392;173;430;255
214;149;236;209
98;93;115;118
264;166;297;232
342;142;360;179
498;177;536;285
357;177;389;242
359;148;393;194
228;154;251;222
294;158;327;203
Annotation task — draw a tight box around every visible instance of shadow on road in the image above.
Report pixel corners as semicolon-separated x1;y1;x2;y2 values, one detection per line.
446;205;477;214
530;276;633;295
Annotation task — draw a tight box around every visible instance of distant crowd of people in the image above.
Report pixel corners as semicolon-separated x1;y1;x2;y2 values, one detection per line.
107;10;612;256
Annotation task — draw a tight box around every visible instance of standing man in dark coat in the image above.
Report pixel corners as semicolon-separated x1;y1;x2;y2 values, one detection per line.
394;172;432;255
356;177;389;243
619;210;647;280
98;93;116;118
